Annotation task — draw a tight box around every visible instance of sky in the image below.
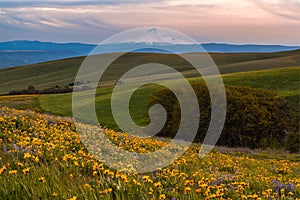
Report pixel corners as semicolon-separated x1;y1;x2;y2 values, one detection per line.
0;0;299;45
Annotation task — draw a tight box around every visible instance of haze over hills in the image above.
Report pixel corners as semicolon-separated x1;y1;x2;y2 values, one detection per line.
0;41;95;68
0;39;299;68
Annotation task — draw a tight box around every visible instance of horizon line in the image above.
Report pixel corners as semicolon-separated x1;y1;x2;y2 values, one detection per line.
1;39;300;47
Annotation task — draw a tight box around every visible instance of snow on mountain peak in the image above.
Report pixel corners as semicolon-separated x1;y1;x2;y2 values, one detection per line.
113;28;194;45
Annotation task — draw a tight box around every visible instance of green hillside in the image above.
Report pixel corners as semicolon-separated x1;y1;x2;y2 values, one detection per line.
30;66;300;130
0;49;299;95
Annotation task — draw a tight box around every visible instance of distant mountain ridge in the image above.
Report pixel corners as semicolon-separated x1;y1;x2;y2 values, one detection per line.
0;40;299;68
0;40;95;51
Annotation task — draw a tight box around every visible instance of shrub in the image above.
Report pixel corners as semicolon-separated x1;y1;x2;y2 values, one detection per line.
285;132;300;153
148;81;293;149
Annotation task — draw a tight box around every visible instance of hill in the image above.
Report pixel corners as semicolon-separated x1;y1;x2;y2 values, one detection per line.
0;49;299;95
0;40;299;68
1;66;297;131
0;107;299;199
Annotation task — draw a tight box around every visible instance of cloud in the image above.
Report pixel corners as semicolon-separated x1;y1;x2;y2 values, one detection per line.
251;0;300;21
0;0;163;8
0;0;299;44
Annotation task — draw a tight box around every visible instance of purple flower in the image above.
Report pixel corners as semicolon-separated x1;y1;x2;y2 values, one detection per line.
273;179;279;186
48;121;55;126
288;183;295;192
279;184;284;189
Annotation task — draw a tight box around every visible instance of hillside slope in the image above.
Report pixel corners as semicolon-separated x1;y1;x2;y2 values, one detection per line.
0;49;299;95
37;66;299;129
0;66;299;130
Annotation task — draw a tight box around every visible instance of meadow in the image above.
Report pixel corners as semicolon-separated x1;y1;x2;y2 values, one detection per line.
0;107;299;200
0;49;299;95
1;66;297;131
0;51;299;199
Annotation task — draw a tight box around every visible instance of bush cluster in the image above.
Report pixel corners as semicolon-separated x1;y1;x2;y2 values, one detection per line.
148;82;296;150
8;84;91;95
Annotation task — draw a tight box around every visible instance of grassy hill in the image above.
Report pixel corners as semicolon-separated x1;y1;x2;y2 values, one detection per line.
41;66;300;129
0;49;299;95
1;66;297;131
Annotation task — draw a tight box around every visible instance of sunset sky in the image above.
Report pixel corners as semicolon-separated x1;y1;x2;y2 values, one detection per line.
0;0;299;45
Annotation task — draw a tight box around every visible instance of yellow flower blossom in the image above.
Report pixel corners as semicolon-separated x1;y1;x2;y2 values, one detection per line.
159;194;166;200
22;167;30;174
8;170;17;175
38;176;46;183
184;187;191;194
23;153;31;159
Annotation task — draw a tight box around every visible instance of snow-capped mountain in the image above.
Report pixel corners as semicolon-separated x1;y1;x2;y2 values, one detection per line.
123;28;192;45
109;28;194;45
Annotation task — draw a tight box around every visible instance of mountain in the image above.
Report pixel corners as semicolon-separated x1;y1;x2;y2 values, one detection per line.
118;28;193;45
0;40;95;51
0;40;95;68
0;38;299;68
201;43;300;53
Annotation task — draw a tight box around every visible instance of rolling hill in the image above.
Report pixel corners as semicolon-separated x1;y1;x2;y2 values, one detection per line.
0;40;299;68
1;66;298;131
0;49;299;95
40;66;300;127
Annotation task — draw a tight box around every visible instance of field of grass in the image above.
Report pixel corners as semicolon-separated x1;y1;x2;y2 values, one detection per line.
0;50;299;199
221;66;300;97
221;66;300;116
38;83;163;130
0;50;299;95
0;94;41;112
0;66;298;130
0;107;299;199
11;66;293;130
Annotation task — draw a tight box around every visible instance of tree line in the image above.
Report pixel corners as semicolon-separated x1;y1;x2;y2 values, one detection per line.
8;81;91;95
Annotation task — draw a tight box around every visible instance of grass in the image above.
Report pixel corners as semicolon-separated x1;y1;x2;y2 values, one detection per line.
221;66;300;97
0;107;299;199
0;52;299;199
0;66;299;130
38;83;163;130
0;49;299;95
221;66;300;115
29;66;299;130
0;95;41;112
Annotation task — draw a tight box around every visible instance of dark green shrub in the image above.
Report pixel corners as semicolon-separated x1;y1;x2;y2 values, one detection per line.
148;81;293;149
285;132;300;153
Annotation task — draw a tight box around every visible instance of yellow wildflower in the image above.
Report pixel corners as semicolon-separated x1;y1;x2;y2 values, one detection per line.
8;170;17;175
159;194;166;200
38;176;46;183
22;167;30;174
184;187;191;194
23;153;31;159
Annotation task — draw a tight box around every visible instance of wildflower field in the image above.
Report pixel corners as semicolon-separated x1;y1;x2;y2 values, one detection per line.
0;107;299;200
